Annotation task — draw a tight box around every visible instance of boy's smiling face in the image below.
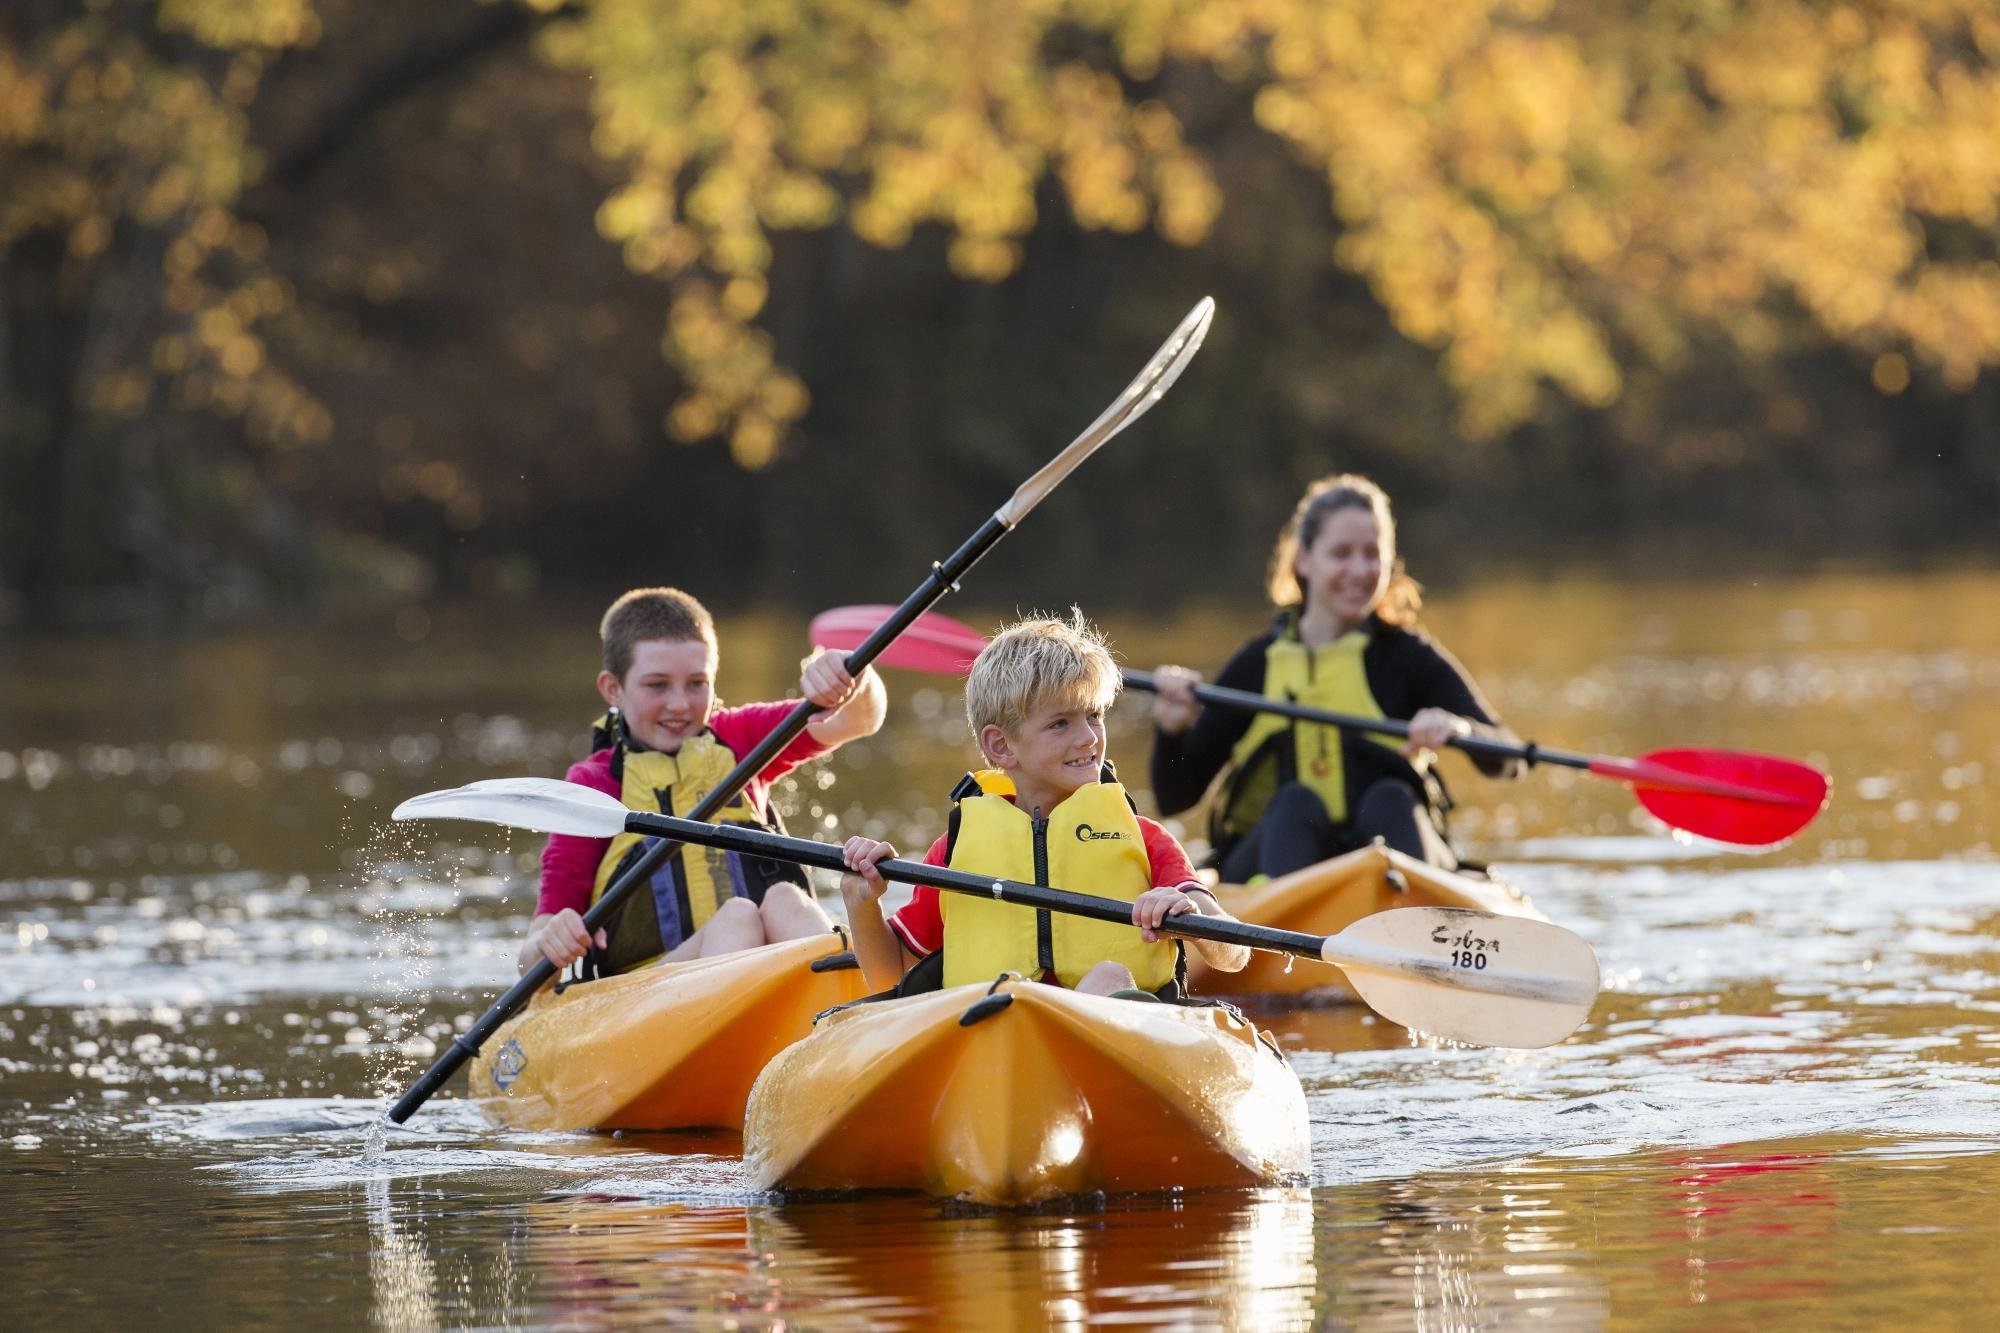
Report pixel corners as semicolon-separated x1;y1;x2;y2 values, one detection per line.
980;695;1109;812
598;637;716;753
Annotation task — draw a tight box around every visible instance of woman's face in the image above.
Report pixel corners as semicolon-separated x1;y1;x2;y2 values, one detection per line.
1295;506;1390;626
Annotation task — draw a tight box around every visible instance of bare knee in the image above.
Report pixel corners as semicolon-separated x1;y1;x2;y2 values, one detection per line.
758;880;832;940
1075;961;1136;996
712;896;762;928
704;896;768;950
759;881;814;914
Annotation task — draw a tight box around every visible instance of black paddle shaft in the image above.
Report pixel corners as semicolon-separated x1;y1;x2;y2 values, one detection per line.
623;808;1330;961
386;517;1011;1124
1119;669;1583;770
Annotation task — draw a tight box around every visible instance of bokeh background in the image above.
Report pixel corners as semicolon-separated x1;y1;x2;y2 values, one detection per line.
6;0;1999;629
9;8;2000;1325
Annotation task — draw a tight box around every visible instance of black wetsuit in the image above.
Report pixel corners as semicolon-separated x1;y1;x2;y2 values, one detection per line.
1148;613;1519;876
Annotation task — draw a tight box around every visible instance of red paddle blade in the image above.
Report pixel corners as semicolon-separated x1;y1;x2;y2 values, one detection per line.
808;606;987;675
1591;748;1830;847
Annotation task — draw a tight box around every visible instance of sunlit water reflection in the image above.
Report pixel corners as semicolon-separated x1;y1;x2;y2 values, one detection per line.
7;577;2000;1324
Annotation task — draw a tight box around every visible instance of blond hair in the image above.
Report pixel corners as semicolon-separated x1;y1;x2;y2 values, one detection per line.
965;610;1122;743
1265;473;1423;628
599;587;717;680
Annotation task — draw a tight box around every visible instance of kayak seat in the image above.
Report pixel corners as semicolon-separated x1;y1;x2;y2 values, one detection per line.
811;949;948;1023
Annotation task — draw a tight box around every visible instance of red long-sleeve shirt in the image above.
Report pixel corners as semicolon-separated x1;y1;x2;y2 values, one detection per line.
534;701;827;917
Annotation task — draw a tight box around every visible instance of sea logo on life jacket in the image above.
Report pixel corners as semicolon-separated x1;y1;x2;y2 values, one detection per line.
1074;823;1126;842
1309;756;1333;779
492;1038;529;1091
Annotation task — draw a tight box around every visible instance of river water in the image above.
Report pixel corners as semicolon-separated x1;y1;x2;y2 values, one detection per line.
5;572;1998;1327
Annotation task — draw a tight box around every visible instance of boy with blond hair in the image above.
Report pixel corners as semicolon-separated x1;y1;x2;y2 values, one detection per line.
840;611;1247;998
524;586;885;977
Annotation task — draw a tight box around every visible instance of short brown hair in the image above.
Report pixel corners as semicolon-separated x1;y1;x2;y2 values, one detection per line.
965;610;1121;743
600;587;717;680
1265;473;1423;628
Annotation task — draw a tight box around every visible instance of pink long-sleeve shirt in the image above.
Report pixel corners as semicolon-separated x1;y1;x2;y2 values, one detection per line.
534;701;828;917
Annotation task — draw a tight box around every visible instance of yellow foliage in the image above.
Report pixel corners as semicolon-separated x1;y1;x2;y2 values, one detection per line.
2;7;326;464
1222;0;2000;434
565;0;1229;448
155;0;320;51
1872;352;1911;394
13;0;2000;465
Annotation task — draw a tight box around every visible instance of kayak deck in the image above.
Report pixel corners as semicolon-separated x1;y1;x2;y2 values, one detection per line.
743;978;1311;1206
1187;843;1539;1000
467;930;868;1132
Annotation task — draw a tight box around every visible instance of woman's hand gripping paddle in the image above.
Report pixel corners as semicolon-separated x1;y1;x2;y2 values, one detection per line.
396;778;1600;1049
807;607;1831;848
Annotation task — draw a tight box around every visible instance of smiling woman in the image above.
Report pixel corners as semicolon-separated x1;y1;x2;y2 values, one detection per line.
1149;474;1523;881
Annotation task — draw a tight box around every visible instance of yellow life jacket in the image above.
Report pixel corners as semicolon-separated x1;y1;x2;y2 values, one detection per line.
940;769;1178;992
590;715;801;974
1213;622;1414;845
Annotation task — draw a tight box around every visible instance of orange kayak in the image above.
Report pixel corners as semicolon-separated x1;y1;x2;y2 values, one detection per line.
742;978;1311;1206
466;930;868;1132
1187;843;1539;1000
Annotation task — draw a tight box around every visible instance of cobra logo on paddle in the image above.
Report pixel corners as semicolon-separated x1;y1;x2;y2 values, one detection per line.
1430;925;1498;972
492;1038;529;1090
1073;824;1126;842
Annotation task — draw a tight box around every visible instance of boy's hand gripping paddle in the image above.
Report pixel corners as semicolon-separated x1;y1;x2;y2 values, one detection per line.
383;300;1215;1125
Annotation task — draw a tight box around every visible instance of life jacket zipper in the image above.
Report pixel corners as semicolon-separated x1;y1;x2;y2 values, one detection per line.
1032;810;1055;977
1306;641;1329;766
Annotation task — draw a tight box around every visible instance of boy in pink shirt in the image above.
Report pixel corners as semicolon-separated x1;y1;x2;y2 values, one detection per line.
523;587;884;976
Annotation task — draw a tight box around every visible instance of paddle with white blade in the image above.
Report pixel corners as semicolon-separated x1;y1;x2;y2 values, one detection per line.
395;778;1600;1049
382;300;1216;1125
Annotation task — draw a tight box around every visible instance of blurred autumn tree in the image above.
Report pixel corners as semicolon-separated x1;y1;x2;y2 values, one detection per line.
2;0;328;624
4;0;1997;627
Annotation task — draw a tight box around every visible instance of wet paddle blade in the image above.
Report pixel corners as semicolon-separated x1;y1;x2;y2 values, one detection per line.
809;606;985;674
391;778;630;838
1600;748;1830;847
1324;908;1600;1049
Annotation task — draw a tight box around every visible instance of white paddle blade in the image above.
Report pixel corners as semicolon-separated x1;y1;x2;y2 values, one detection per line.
390;777;630;838
998;296;1215;527
1326;908;1601;1049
